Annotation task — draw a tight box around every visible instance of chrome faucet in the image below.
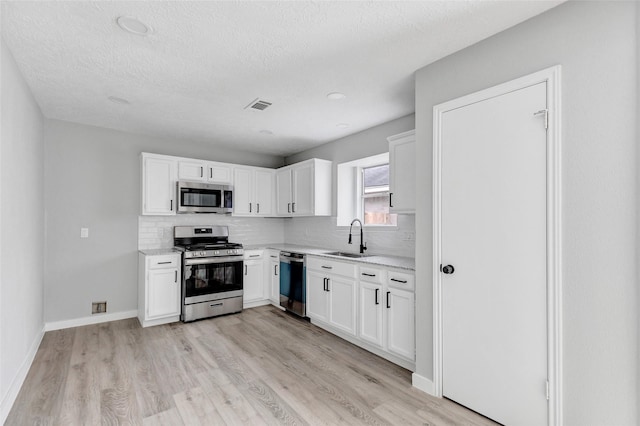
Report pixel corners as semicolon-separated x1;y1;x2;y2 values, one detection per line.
348;218;367;254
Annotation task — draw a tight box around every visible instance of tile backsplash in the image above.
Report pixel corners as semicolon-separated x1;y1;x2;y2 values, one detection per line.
138;215;286;250
139;214;415;259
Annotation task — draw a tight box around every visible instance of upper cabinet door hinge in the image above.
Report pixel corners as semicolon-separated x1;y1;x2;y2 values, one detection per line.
533;109;549;130
546;380;550;400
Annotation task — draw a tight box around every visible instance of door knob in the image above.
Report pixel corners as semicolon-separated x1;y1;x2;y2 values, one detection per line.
441;264;455;274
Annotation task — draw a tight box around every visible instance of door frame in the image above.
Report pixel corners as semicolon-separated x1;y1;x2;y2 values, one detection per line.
432;65;562;425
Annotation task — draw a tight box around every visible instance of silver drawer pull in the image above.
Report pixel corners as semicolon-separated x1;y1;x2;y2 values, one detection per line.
390;278;407;283
321;265;333;270
157;261;172;265
250;254;260;258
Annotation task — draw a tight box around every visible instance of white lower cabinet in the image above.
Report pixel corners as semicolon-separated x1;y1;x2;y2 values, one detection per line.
267;250;280;304
138;252;181;327
359;281;384;348
386;286;415;360
307;255;415;370
243;250;265;305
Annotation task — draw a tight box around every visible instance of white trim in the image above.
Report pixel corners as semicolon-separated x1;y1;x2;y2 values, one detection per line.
243;299;271;310
432;65;562;426
44;309;138;331
411;373;435;396
0;326;44;424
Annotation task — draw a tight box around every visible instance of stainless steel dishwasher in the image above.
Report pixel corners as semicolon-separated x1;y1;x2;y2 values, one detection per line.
279;251;306;317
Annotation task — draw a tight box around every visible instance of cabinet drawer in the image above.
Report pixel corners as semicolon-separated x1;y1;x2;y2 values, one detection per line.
307;256;356;278
359;266;384;284
387;270;414;290
244;250;264;260
148;255;179;269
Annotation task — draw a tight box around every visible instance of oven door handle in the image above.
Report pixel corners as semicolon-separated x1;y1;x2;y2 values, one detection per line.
184;256;243;266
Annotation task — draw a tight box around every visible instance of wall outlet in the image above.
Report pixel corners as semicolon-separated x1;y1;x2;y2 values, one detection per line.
92;301;107;314
80;227;89;238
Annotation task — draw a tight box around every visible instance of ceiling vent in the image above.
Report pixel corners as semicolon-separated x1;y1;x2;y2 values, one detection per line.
245;98;272;111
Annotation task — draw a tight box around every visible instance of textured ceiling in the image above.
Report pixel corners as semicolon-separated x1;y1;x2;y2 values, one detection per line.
1;1;563;157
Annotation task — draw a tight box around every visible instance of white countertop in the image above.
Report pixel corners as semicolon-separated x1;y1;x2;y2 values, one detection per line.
245;243;415;271
139;248;180;256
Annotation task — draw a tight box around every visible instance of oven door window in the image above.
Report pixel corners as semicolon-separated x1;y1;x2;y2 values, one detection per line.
184;261;243;297
180;188;221;208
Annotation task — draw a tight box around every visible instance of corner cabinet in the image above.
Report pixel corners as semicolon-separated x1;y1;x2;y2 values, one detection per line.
138;252;181;327
276;159;332;217
141;153;177;215
388;130;416;213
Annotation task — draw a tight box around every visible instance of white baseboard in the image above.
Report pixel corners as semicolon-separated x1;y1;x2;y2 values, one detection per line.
44;309;138;331
243;299;271;309
1;326;44;424
412;372;436;396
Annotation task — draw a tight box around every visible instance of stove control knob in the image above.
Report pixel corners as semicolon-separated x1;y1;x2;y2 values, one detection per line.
200;251;206;256
214;250;220;255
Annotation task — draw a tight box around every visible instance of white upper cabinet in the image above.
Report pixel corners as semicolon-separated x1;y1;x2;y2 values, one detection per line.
276;159;332;217
178;159;233;184
233;166;274;217
388;130;416;213
141;153;177;215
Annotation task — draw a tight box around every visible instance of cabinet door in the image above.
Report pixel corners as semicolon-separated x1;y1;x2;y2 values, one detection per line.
292;162;314;216
233;168;253;216
207;163;232;183
254;169;274;216
386;287;415;360
270;258;280;303
243;260;264;302
143;156;176;215
359;281;384;347
276;169;292;215
328;275;356;336
389;134;416;213
306;271;329;322
178;160;207;181
147;268;180;318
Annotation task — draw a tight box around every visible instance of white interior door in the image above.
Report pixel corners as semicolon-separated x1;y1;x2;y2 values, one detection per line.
441;82;548;425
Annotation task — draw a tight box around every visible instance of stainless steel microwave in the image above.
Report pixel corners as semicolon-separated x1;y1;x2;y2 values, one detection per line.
177;181;233;214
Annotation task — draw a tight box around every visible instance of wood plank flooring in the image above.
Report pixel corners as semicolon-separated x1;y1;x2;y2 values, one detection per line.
6;305;496;425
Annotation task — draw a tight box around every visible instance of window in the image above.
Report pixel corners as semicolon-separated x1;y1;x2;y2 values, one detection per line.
362;164;397;226
336;153;397;227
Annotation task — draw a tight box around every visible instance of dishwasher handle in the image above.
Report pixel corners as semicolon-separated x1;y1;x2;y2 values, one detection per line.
280;251;305;263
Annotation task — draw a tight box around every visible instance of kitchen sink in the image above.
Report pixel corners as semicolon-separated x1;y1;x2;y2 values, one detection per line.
325;251;370;258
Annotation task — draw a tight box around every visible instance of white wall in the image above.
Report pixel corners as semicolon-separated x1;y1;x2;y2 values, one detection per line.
0;38;45;422
44;119;283;324
285;114;415;257
414;2;637;424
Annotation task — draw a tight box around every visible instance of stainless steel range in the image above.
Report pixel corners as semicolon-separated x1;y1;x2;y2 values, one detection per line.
174;225;244;322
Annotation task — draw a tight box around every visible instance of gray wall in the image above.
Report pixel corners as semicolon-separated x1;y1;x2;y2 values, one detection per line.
44;119;283;323
0;38;44;420
414;2;637;424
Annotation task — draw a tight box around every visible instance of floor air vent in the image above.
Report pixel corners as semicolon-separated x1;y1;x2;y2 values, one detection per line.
245;98;272;111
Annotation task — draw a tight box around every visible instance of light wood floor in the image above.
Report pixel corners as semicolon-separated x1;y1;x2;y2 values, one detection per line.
7;305;496;425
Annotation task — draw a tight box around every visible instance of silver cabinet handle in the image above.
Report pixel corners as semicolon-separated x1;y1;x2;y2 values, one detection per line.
170;200;173;210
250;254;260;258
274;265;278;275
210;168;212;179
321;265;333;270
201;166;203;177
245;265;248;275
362;273;376;277
157;261;171;265
375;288;379;305
386;291;391;309
389;192;393;208
287;203;291;213
390;278;407;283
174;270;177;282
249;203;252;213
257;203;260;214
292;202;296;213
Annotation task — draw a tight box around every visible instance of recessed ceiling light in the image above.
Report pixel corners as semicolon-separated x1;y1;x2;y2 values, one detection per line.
108;96;130;105
259;129;274;135
336;123;350;129
327;92;346;100
116;16;152;36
